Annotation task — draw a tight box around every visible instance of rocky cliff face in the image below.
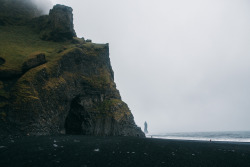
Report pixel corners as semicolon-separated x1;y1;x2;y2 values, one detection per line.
37;4;77;41
0;2;144;137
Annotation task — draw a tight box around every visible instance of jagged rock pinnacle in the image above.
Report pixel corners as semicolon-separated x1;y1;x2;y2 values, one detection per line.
38;4;76;41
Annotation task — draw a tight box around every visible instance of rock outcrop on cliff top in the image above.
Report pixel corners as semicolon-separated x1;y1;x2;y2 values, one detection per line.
32;4;77;41
0;1;145;137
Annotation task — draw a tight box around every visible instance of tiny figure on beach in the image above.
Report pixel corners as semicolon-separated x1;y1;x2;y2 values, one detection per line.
144;121;148;134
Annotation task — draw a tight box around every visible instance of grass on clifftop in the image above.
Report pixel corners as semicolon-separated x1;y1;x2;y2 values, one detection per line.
0;25;108;74
0;25;109;108
0;25;74;107
0;25;72;73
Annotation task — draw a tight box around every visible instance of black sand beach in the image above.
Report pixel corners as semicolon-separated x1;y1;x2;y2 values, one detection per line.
0;135;250;167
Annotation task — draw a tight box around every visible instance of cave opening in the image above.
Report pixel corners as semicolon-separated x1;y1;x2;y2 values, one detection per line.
64;97;84;134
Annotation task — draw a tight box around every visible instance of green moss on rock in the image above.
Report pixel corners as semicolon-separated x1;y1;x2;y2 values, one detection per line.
0;26;72;76
0;2;144;137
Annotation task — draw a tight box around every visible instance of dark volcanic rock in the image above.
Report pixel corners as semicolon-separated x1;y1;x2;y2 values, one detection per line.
2;44;144;137
0;69;22;79
39;4;76;41
22;53;46;73
65;96;143;136
0;3;144;138
0;57;5;66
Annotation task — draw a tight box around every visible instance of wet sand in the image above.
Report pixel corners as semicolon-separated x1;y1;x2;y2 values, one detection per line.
0;135;250;167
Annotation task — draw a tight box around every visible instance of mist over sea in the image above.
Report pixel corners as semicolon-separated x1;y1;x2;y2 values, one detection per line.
149;131;250;143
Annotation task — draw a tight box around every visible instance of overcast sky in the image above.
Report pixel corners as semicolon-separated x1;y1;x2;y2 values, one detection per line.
44;0;250;133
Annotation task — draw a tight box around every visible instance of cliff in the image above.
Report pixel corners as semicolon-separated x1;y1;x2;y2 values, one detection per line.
0;1;144;137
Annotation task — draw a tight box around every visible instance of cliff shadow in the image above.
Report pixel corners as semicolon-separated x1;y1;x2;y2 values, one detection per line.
64;96;91;135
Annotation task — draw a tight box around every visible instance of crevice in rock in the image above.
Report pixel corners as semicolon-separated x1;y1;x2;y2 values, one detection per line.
22;53;47;73
65;96;91;135
0;57;5;66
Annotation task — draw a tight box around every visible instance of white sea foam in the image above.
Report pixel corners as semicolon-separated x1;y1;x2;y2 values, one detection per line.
148;131;250;143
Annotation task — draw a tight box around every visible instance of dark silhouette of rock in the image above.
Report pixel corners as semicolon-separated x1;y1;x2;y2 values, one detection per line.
0;69;22;79
144;121;148;134
86;39;92;43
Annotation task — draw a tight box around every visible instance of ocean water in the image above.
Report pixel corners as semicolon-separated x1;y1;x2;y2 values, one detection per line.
149;131;250;143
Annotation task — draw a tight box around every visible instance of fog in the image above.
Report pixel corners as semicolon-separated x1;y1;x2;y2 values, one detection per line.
50;0;250;133
29;0;53;14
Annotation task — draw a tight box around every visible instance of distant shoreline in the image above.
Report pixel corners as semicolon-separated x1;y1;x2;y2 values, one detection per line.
147;131;250;144
149;136;250;144
150;137;250;146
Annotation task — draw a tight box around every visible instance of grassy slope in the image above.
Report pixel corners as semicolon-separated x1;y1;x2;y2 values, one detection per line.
0;25;110;107
0;24;119;119
0;25;107;72
0;25;72;72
